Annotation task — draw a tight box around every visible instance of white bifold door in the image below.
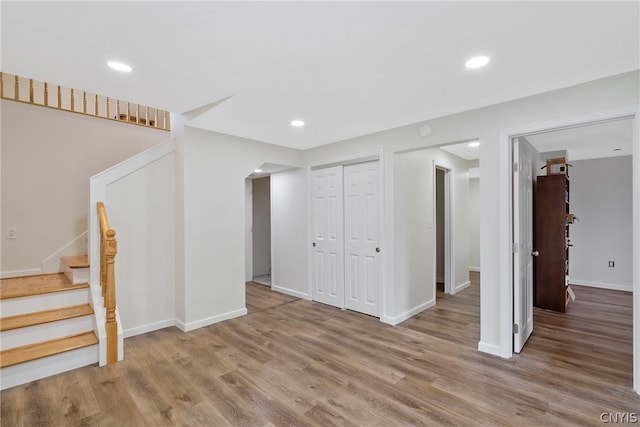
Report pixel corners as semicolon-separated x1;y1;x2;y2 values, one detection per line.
311;161;380;317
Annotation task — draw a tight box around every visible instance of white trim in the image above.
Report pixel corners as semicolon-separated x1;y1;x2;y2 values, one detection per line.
469;266;481;272
381;298;435;326
569;279;632;293
477;341;502;357
0;268;42;279
271;285;310;300
123;319;177;338
309;153;381;170
177;308;247;332
41;231;88;274
455;280;471;293
497;105;639;394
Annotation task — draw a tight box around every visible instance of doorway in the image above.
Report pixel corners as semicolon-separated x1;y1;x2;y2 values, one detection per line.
507;108;638;391
251;176;271;286
435;166;453;295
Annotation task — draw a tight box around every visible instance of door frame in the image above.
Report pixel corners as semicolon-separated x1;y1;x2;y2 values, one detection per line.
499;105;639;392
307;151;385;319
433;162;455;295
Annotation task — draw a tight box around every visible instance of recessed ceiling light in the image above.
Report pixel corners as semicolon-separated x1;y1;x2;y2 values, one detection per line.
468;141;480;147
107;61;132;72
291;120;305;127
465;56;490;69
254;169;263;173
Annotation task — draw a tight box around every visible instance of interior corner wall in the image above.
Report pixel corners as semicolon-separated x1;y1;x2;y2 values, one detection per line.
251;176;271;276
105;152;176;336
568;156;633;291
181;126;304;330
0;100;168;275
271;168;308;299
392;147;469;321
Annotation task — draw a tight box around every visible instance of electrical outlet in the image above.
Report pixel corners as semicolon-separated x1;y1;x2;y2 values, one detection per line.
609;261;615;268
6;226;16;239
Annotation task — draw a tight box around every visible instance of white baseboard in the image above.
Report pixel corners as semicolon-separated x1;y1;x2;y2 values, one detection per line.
1;268;42;279
478;341;502;357
272;285;310;300
469;266;481;272
454;281;471;294
569;278;632;292
178;308;248;332
381;298;436;326
123;319;177;338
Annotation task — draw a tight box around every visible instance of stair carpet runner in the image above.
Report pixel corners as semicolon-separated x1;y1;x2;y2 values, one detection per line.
0;256;98;389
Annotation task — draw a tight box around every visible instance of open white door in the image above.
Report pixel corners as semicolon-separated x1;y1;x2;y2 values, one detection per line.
344;161;380;316
311;166;345;308
513;137;537;353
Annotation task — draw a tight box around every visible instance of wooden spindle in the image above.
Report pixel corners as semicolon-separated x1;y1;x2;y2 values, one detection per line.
106;97;110;118
145;106;150;127
136;104;140;124
0;72;4;99
44;82;49;106
83;92;87;113
126;102;130;122
164;111;168;130
70;89;75;111
57;86;61;108
95;94;99;115
154;108;158;128
29;79;34;103
116;100;120;120
14;76;19;100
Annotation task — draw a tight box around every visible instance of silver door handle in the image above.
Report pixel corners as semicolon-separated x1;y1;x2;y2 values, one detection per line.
531;250;539;257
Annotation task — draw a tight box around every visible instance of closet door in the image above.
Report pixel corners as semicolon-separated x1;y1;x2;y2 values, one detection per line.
311;166;345;308
344;161;380;316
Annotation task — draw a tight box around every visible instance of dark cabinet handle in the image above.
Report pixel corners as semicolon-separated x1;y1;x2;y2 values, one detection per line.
312;242;316;247
376;247;380;253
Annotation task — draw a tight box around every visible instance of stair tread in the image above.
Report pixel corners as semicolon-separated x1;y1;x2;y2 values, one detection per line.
60;255;89;269
0;304;93;332
0;331;98;368
0;273;88;300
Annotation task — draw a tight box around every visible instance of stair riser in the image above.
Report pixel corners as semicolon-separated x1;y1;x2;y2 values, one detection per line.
0;344;98;390
0;289;90;317
1;316;94;351
63;266;89;285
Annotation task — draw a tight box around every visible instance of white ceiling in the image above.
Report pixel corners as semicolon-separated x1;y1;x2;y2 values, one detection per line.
2;1;638;150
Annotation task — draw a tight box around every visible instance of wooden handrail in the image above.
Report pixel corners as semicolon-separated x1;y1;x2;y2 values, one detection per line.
97;202;118;364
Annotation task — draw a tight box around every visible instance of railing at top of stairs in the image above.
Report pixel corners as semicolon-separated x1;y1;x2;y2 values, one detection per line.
0;72;170;131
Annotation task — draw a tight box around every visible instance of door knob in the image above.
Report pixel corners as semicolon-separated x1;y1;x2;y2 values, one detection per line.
376;247;380;253
531;250;539;257
312;242;316;247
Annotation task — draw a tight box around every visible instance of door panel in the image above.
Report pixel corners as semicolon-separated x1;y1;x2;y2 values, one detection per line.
513;137;537;353
311;166;344;308
344;161;380;316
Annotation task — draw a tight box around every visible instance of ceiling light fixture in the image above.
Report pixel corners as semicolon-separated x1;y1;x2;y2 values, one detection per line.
254;169;263;173
291;120;305;127
468;141;480;147
465;56;490;69
107;61;132;72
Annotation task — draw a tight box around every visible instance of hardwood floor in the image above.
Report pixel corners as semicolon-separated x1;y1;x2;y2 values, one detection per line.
1;275;638;426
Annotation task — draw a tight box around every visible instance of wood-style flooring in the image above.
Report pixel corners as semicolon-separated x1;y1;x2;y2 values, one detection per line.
1;273;638;426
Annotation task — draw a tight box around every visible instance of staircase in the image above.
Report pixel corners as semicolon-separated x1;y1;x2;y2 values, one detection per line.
0;256;99;390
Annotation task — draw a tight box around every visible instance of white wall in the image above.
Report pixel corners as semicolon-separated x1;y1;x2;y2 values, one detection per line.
105;152;176;336
271;168;308;299
569;156;633;291
301;70;638;355
1;100;168;276
468;178;480;271
392;147;470;323
179;126;304;330
251;176;271;276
